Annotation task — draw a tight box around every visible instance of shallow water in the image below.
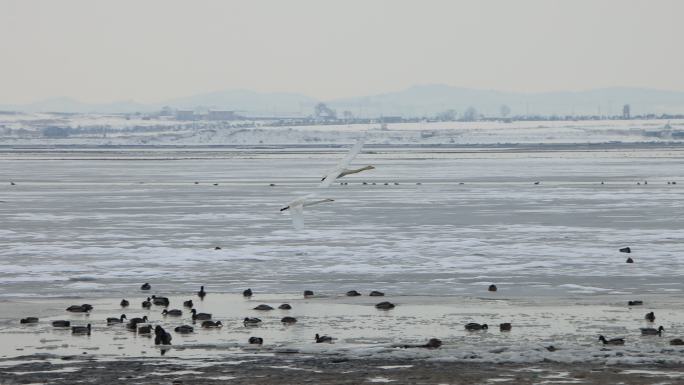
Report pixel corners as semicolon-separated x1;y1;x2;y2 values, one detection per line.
2;293;684;365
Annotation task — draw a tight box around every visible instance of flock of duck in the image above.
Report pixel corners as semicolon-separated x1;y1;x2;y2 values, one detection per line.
17;284;402;350
18;249;683;356
591;247;684;347
14;243;684;354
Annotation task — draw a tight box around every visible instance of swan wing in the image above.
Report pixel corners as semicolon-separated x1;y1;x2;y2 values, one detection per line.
284;193;317;209
319;139;365;188
303;198;334;207
290;204;305;230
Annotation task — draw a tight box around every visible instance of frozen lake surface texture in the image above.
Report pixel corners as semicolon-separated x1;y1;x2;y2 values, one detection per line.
1;145;682;298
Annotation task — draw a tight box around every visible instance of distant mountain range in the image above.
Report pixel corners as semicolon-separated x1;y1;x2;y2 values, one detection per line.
3;85;684;117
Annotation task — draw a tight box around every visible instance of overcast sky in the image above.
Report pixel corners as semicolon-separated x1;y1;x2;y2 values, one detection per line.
1;0;683;104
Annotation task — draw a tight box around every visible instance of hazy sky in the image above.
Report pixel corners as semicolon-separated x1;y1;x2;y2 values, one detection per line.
1;0;683;104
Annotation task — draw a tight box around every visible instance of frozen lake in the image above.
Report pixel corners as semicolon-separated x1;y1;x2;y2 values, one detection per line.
0;145;683;299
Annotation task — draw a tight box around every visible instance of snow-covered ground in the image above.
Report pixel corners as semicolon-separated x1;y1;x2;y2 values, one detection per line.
0;112;682;145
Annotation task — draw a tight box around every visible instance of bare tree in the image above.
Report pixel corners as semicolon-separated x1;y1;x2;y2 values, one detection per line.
462;107;478;122
315;103;337;120
436;109;457;121
500;105;511;118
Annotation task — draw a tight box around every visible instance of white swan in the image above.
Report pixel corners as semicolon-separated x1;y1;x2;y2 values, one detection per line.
318;139;373;188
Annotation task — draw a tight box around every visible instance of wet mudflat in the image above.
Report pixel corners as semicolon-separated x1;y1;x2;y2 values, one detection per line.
3;355;684;385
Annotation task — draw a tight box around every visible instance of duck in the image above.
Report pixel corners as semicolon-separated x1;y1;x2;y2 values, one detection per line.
20;317;39;324
641;326;664;335
626;257;634;263
154;325;172;345
303;290;314;297
249;337;264;345
52;320;70;327
619;247;631;253
281;316;297;324
488;284;498;292
201;320;223;328
423;338;442;349
315;333;333;343
66;304;93;313
670;338;684;346
140;283;151;290
278;304;292;310
174;325;194;334
127;315;149;329
243;317;262;326
375;301;395;310
243;288;253;297
151;295;170;306
465;323;488;331
599;335;624;345
128;315;148;324
214;246;222;250
107;314;127;324
645;312;656;322
346;290;361;297
190;309;211;320
183;300;194;308
197;286;206;299
138;325;152;334
369;291;385;297
72;324;91;335
142;297;152;308
499;323;512;332
628;300;643;306
253;304;274;311
162;309;182;317
120;299;129;307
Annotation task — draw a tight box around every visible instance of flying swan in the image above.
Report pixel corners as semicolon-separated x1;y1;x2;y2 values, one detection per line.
281;138;372;229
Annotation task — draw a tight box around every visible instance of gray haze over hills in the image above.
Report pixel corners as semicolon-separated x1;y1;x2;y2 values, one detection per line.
3;85;684;117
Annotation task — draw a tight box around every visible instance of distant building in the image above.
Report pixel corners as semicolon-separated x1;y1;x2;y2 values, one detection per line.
380;116;403;123
176;110;195;121
207;110;237;120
